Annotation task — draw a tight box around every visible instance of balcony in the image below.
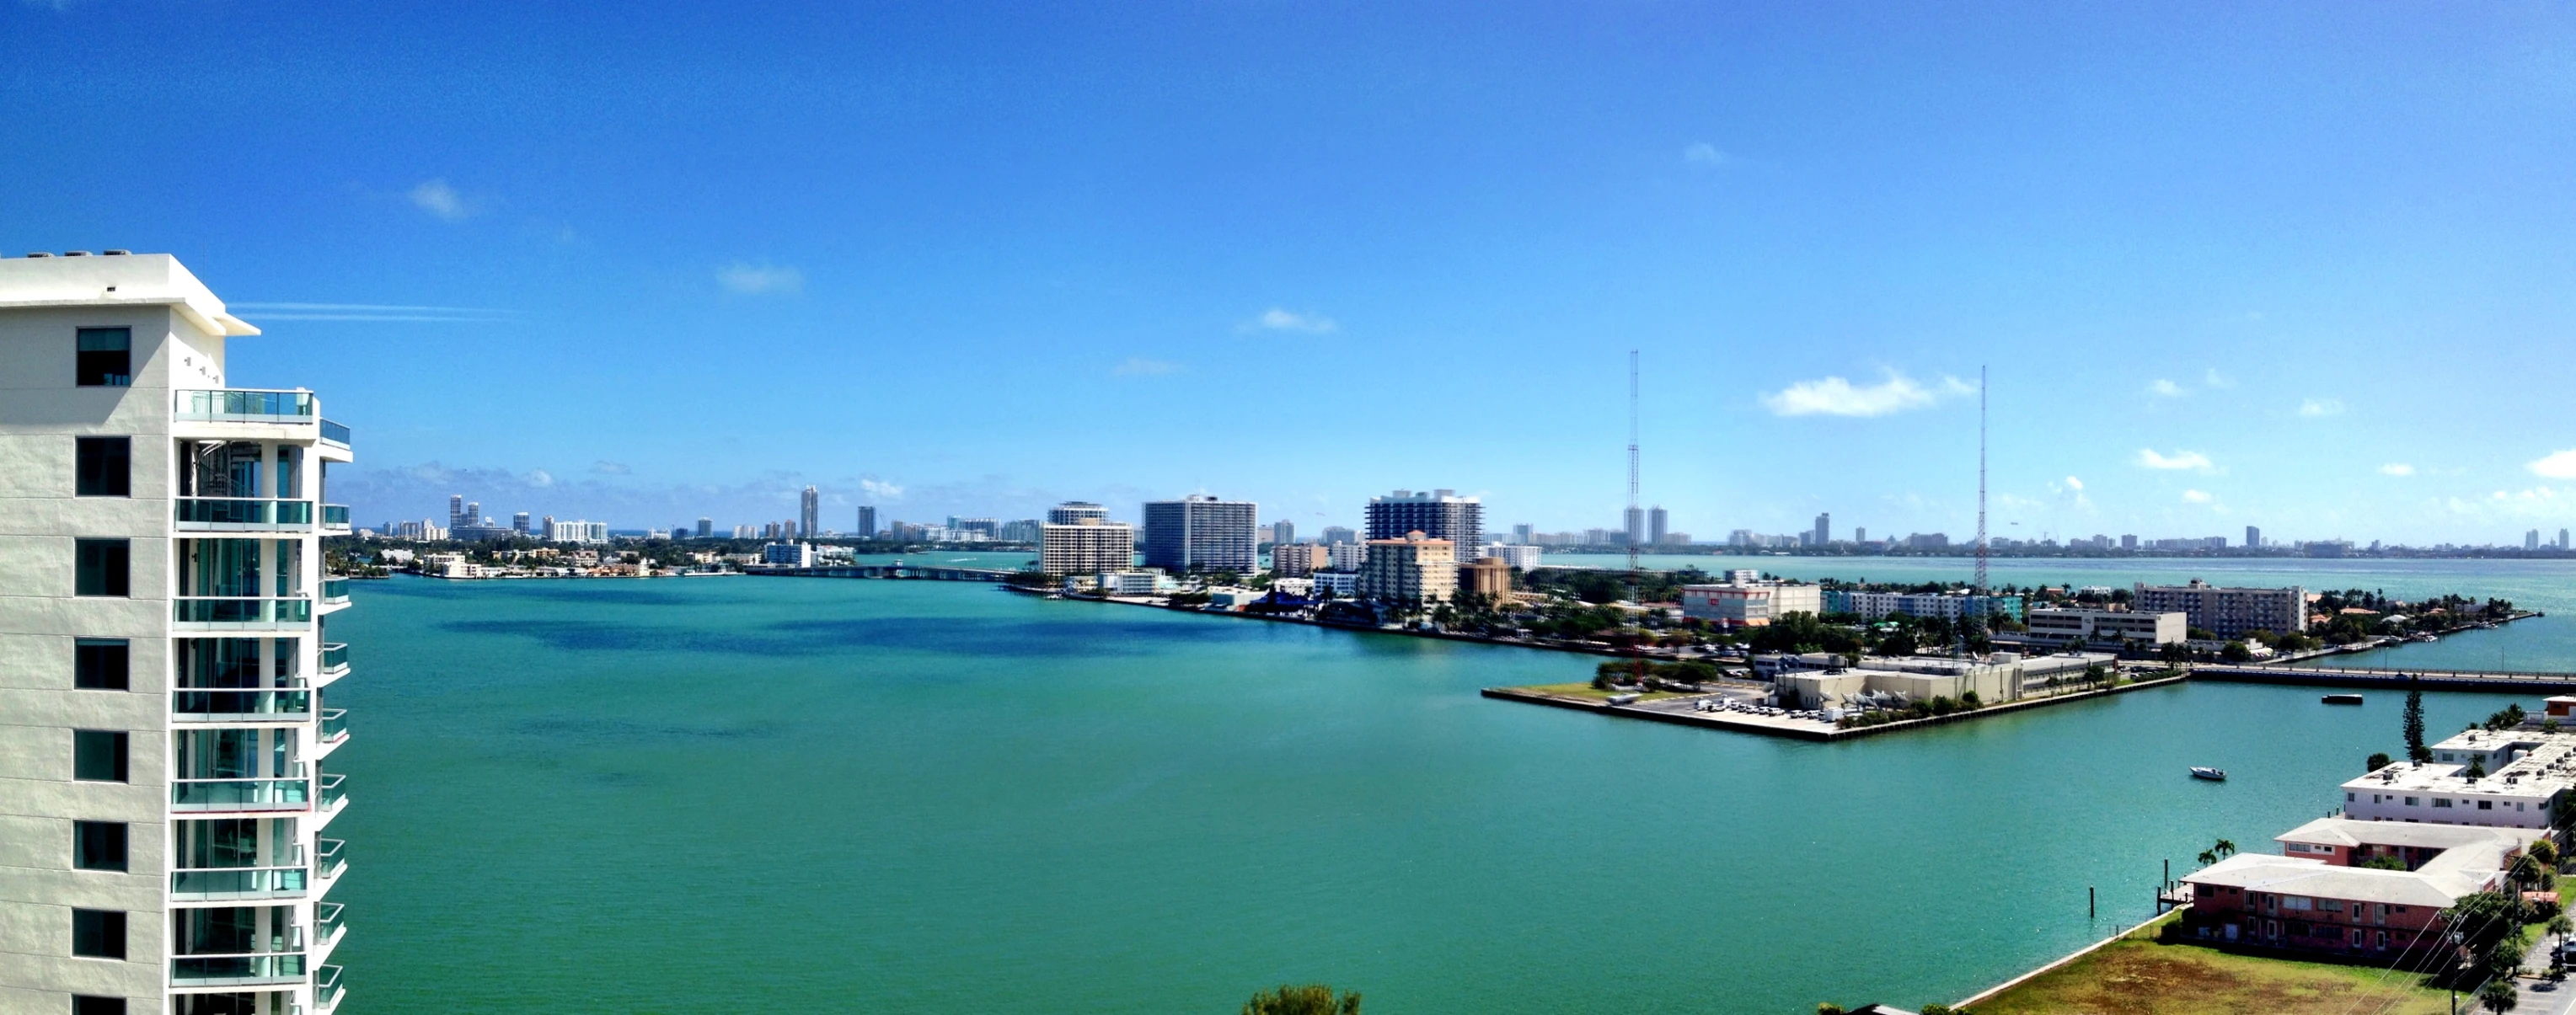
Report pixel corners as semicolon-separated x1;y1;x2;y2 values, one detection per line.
319;642;350;677
175;498;315;532
315;964;345;1012
319;708;349;745
172;777;309;813
320;419;351;447
174;596;313;630
320;579;350;605
171;864;309;901
315;838;347;882
171;952;308;987
174;388;316;424
321;504;351;531
173;686;313;722
318;772;347;813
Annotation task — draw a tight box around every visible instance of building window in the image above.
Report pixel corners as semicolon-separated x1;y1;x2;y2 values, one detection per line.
71;909;126;959
2434;799;2453;809
2404;797;2419;806
75;438;131;496
74;639;129;691
72;731;127;783
75;328;132;387
73;822;127;872
2478;800;2493;810
72;997;126;1015
74;540;130;597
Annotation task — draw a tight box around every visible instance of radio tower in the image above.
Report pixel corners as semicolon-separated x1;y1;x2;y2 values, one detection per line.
1974;365;1990;596
1626;350;1641;573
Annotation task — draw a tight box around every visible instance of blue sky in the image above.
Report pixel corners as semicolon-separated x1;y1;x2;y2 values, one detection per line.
8;3;2576;543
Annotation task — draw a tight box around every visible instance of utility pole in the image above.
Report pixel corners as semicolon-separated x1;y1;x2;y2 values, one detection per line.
1627;350;1641;573
1975;365;1989;597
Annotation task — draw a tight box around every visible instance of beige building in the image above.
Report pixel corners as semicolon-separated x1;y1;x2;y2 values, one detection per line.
1458;556;1512;600
1038;516;1134;575
1679;582;1822;627
2026;607;2187;645
2134;580;2306;639
1356;531;1456;605
1269;543;1326;578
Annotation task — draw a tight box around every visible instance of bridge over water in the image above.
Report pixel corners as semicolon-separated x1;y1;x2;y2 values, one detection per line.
2195;664;2576;693
750;564;1020;582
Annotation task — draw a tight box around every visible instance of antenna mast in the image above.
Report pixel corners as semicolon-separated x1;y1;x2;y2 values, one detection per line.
1974;365;1989;596
1627;350;1641;573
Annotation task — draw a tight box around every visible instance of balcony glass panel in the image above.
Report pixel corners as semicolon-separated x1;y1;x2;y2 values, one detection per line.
171;866;308;898
320;579;349;604
320;642;350;670
173;688;312;719
318;772;345;809
176;389;317;422
321;504;350;526
174;598;313;624
176;499;313;526
319;708;349;741
171;952;308;984
172;777;309;810
315;838;346;879
320;419;351;446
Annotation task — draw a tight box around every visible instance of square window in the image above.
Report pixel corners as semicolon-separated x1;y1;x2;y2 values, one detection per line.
74;639;129;691
74;438;131;497
72;822;127;872
72;997;126;1015
75;328;131;387
70;909;125;959
72;731;127;783
73;540;130;597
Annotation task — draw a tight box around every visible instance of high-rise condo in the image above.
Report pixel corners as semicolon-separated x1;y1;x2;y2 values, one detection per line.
800;486;821;540
1363;489;1482;560
1;251;358;1015
1140;495;1257;574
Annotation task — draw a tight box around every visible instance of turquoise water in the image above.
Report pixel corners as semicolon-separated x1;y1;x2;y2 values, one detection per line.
326;566;2569;1013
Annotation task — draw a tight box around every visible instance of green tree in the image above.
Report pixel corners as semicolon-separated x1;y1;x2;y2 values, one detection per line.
1242;985;1361;1015
2220;640;2252;662
2367;751;2392;772
2405;687;2431;763
1816;1006;1846;1015
2480;973;2520;1013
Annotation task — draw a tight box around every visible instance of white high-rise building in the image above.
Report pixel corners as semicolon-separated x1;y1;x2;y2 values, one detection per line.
1039;511;1136;575
800;486;821;541
0;252;358;1014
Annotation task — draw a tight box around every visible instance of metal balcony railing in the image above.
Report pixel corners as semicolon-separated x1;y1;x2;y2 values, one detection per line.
174;389;316;423
318;772;346;811
175;498;314;528
173;687;313;721
174;597;313;625
315;838;347;880
320;579;350;605
171;865;309;900
171;952;308;986
319;708;349;743
321;504;351;529
172;777;310;812
316;964;345;1009
320;642;350;673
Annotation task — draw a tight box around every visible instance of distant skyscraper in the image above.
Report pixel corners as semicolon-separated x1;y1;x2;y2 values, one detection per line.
1622;507;1646;547
1366;489;1483;560
1855;526;1867;544
1141;495;1259;574
1813;513;1830;547
2120;534;2138;550
514;511;532;533
2563;528;2572;550
1270;519;1295;546
1048;502;1106;525
1511;523;1534;545
2247;525;2262;549
450;493;466;528
1649;506;1669;545
697;517;714;538
1321;526;1358;545
855;505;876;539
2529;529;2542;551
801;486;821;539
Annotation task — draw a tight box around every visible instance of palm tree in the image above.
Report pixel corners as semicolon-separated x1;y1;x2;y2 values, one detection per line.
2215;839;2238;859
2479;975;2518;1013
2197;850;2220;868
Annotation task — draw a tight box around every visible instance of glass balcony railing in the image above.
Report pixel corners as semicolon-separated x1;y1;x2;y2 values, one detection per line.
315;838;347;880
172;952;308;985
320;419;351;446
321;504;351;528
320;642;350;673
318;772;346;810
317;964;345;1009
175;389;317;423
172;777;309;811
173;687;312;720
319;708;349;743
316;903;346;947
175;498;314;528
174;597;313;625
320;579;350;605
171;865;309;900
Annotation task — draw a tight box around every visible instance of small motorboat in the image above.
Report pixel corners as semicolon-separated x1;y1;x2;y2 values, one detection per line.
2191;767;2227;782
2322;694;2364;705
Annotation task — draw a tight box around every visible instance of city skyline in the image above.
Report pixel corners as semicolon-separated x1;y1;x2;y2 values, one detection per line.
8;4;2576;542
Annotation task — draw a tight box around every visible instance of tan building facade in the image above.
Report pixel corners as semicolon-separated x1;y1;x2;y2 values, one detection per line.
1039;517;1134;575
1356;532;1456;605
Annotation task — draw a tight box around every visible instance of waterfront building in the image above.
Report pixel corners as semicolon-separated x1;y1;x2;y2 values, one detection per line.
854;505;876;539
1141;495;1258;574
695;517;713;539
949;517;999;538
1680;583;1824;627
2180;819;2540;956
1649;506;1668;546
2340;726;2576;830
1823;590;2027;625
999;519;1042;543
1458;557;1512;600
1357;532;1457;606
0;252;358;1014
2529;529;2542;552
512;511;532;534
2121;534;2138;550
2132;580;2306;639
732;524;756;539
1812;512;1830;547
1326;541;1368;571
1039;516;1135;576
762;542;816;568
1047;502;1106;525
1095;571;1174;596
1482;543;1541;570
2023;607;2187;645
1311;571;1359;597
1510;523;1533;545
1622;507;1644;547
1774;653;2110;709
1320;526;1357;545
800;487;820;538
1363;489;1482;561
2247;525;2263;549
447;494;464;529
544;519;610;544
1270;542;1327;578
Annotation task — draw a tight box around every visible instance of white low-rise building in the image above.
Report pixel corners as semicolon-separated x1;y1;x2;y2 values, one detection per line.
1311;571;1359;597
762;542;816;567
1481;543;1542;570
1679;582;1822;627
2340;727;2576;829
2025;607;2188;645
1097;571;1174;596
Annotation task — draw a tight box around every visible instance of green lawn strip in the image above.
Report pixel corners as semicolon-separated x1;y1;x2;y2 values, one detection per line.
1968;925;2450;1015
1510;681;1693;702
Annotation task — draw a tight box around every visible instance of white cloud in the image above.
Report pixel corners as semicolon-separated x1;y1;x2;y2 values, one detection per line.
2134;448;2216;473
2298;398;2344;417
2530;449;2576;479
1245;308;1337;334
1759;371;1973;418
718;263;804;296
2182;489;2215;504
1113;356;1183;377
1684;142;1730;167
2379;462;2415;477
860;478;904;500
2202;369;2236;389
408;179;474;222
591;460;631;475
528;469;554;487
2063;476;2084;491
2146;379;2185;398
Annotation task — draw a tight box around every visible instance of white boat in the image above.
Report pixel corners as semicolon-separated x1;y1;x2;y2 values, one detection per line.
2191;767;2227;782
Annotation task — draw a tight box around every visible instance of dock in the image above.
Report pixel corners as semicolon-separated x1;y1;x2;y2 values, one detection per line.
2193;664;2576;692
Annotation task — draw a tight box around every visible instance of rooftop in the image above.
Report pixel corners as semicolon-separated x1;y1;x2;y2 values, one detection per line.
2274;816;2540;852
0;251;259;336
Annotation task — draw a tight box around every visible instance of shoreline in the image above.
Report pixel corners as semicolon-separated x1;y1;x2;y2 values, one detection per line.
1481;674;2190;742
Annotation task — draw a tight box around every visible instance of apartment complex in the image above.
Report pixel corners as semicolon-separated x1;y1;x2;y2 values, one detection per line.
1356;532;1456;605
1821;590;2027;625
1679;583;1823;627
1;253;356;1014
2133;580;2306;639
1140;495;1257;574
1268;543;1326;578
1363;489;1481;561
1038;514;1135;576
2022;607;2188;646
2181;819;2538;955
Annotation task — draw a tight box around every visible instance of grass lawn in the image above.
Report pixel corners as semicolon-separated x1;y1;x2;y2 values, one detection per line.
1969;923;2455;1015
1509;681;1694;702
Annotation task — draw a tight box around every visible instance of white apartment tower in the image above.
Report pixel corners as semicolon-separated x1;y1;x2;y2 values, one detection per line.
1;253;356;1015
800;486;821;540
